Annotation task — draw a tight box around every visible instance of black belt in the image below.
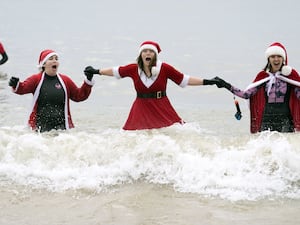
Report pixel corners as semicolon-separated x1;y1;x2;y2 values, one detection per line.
137;91;166;99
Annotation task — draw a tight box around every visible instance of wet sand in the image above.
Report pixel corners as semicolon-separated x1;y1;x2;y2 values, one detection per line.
0;183;299;225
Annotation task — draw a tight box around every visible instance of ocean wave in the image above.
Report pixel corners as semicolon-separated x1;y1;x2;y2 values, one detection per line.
1;125;300;201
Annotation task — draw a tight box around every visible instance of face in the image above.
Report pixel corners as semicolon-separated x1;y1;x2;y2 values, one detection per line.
141;49;156;67
43;55;59;75
268;55;284;73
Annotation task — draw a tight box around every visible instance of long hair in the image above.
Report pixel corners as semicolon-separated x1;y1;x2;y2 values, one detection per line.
136;54;157;76
263;58;284;72
263;61;271;72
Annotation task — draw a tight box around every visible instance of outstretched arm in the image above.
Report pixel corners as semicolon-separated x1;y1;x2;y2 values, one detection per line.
84;66;114;77
214;76;258;99
188;76;227;86
187;76;204;85
0;52;8;65
0;42;8;65
99;68;113;76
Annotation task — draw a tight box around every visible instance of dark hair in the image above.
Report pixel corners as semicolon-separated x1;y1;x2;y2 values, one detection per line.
136;54;157;75
263;61;270;72
263;58;284;72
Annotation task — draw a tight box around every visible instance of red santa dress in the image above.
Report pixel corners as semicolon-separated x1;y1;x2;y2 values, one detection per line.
113;61;189;130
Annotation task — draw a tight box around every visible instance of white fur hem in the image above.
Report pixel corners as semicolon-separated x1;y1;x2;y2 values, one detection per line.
84;77;95;86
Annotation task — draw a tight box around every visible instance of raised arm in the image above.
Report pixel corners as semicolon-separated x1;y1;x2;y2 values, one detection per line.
0;42;8;65
188;76;230;86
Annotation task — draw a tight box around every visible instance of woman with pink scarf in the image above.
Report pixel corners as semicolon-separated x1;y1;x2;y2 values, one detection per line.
214;42;300;133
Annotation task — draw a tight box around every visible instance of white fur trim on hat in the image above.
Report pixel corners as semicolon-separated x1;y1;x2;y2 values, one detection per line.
265;46;286;61
139;44;158;55
38;52;58;69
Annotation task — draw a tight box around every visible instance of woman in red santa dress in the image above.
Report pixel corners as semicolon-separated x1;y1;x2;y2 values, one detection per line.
84;40;218;130
8;49;95;132
213;42;300;133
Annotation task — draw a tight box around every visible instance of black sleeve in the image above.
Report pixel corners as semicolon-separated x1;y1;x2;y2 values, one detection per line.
0;52;8;65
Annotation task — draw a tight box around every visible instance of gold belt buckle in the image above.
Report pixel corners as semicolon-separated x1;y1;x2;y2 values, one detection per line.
156;91;162;99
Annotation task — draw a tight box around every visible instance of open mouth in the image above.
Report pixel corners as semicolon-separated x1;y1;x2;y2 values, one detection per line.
145;57;151;61
273;62;280;66
52;65;57;69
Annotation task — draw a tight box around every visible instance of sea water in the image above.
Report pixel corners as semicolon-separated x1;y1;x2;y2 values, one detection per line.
1;112;300;201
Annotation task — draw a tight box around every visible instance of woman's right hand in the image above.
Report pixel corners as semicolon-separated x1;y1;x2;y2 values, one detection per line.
84;66;99;75
213;76;232;90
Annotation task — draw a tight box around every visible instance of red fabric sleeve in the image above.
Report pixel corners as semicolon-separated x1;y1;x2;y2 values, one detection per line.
60;74;92;102
15;73;42;95
0;42;5;54
161;63;184;85
118;64;137;78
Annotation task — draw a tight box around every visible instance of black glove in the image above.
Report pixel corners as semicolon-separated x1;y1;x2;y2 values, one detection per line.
84;71;93;81
8;76;19;88
203;77;221;85
84;66;99;75
213;76;232;90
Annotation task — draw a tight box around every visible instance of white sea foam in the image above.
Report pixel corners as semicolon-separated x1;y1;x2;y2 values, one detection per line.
1;125;300;201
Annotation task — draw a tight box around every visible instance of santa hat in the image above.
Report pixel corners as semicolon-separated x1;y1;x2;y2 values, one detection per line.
138;41;161;56
265;42;287;64
265;42;292;76
38;49;58;70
